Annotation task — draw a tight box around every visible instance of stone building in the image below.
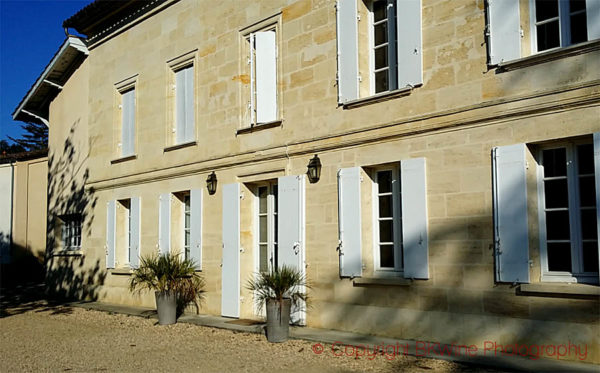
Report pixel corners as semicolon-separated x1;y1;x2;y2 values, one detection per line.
13;0;600;363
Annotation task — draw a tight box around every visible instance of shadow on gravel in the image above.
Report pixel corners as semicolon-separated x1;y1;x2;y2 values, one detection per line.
0;283;73;318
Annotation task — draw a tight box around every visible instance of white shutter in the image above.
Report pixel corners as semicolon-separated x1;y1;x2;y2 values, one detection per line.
336;0;359;103
255;31;277;123
190;188;202;270
158;193;171;255
396;0;422;87
492;144;530;283
106;200;116;269
277;174;306;325
222;183;240;318
487;0;521;65
129;197;141;268
175;69;186;143
587;0;600;41
337;167;362;278
121;89;135;156
185;67;195;142
401;158;429;279
593;132;600;283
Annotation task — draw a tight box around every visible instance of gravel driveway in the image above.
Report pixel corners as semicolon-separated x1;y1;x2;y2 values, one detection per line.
1;290;501;372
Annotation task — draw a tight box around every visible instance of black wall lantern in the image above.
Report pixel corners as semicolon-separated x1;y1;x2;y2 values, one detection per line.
306;154;322;184
206;171;218;195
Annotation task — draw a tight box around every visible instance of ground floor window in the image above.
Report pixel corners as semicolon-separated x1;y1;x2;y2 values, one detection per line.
184;194;191;261
257;183;277;273
61;214;82;250
373;166;403;272
540;141;598;281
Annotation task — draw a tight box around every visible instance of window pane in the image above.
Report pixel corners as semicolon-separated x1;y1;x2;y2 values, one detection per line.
373;0;387;22
259;244;269;272
185;212;190;227
380;244;395;268
543;148;567;177
379;220;393;242
537;21;560;51
185;230;190;246
570;12;588;44
570;0;586;12
259;215;267;242
580;209;597;240
536;0;559;21
545;210;571;240
273;185;278;212
377;170;392;193
577;144;594;174
259;187;268;213
379;195;393;218
375;70;389;93
544;179;569;208
547;242;572;271
579;176;596;207
374;22;388;45
375;46;388;70
582;241;599;273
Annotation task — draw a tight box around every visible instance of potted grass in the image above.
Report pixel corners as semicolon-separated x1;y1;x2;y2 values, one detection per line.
246;265;308;343
129;253;205;325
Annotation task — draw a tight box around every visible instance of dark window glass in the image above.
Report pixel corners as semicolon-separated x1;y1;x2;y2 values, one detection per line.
536;0;559;21
259;244;268;273
537;21;560;51
570;0;586;12
374;22;388;45
582;241;599;273
544;179;569;208
543;148;567;177
375;46;388;70
379;220;394;242
570;13;588;44
259;216;267;241
577;144;594;174
579;176;596;207
373;0;387;22
377;170;392;193
545;210;571;240
547;242;572;271
379;195;393;218
580;209;597;240
259;187;268;213
375;71;389;93
380;244;395;268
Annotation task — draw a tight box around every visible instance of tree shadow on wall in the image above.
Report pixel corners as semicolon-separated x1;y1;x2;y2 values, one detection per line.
44;121;105;302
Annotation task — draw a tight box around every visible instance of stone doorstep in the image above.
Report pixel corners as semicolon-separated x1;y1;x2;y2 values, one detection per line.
68;301;598;373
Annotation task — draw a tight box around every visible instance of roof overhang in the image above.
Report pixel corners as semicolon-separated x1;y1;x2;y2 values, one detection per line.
12;36;88;127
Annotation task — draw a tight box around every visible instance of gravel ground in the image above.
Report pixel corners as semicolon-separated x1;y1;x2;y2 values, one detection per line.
0;295;503;372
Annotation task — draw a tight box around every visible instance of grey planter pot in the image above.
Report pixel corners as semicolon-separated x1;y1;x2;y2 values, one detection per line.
266;298;291;343
155;291;177;325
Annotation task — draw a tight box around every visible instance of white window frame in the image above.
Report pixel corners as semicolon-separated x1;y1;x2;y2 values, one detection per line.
372;165;403;274
173;64;195;144
368;0;398;95
114;74;137;159
116;199;132;267
537;140;598;283
254;182;278;274
529;0;588;53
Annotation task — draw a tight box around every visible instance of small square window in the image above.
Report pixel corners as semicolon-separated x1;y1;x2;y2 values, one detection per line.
61;214;82;250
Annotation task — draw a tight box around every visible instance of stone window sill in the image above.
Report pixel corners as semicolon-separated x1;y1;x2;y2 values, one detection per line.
496;39;600;72
164;141;197;152
342;86;415;110
517;283;599;300
110;154;137;164
236;120;282;135
51;249;83;257
111;268;133;276
353;277;412;287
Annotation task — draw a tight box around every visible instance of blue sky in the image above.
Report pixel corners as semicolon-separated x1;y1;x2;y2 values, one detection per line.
0;0;91;143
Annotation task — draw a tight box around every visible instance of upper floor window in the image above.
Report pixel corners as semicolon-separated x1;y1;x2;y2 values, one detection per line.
336;0;422;104
246;29;278;126
533;0;588;52
120;88;135;157
174;65;195;144
61;214;82;250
